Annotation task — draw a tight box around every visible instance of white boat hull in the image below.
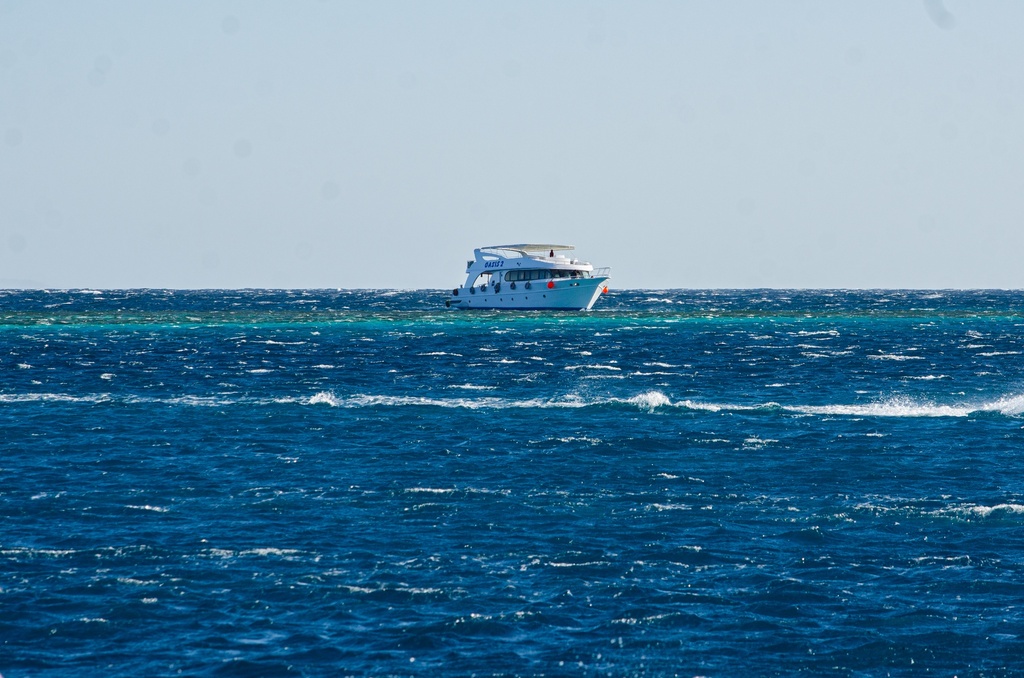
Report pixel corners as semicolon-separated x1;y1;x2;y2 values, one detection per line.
447;277;610;311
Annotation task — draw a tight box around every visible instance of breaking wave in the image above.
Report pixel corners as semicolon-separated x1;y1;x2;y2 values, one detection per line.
306;390;1024;418
5;389;1023;418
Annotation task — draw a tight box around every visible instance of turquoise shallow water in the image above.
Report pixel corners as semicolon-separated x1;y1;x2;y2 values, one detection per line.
3;289;1024;676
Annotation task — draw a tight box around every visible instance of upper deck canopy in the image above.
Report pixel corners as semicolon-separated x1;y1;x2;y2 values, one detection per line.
480;244;574;255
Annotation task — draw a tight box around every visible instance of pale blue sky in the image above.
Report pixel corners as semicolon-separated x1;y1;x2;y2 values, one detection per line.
1;1;1022;289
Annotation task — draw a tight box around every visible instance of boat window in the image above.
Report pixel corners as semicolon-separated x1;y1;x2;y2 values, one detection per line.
505;270;553;281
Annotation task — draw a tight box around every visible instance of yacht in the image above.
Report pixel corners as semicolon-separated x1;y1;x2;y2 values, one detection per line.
445;244;611;310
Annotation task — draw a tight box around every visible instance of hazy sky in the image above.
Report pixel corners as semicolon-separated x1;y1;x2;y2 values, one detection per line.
1;1;1022;289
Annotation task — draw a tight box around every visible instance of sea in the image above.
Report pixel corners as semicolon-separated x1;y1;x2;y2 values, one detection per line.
3;288;1024;677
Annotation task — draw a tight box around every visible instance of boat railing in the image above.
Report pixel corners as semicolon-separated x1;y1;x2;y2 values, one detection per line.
592;267;611;277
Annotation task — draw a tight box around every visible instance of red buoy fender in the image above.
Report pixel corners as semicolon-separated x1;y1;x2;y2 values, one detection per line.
547;280;555;289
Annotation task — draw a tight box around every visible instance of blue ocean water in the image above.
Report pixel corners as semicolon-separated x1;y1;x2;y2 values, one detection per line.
3;288;1024;676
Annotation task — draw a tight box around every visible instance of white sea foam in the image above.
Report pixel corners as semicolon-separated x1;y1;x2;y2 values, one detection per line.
547;561;610;568
126;504;169;513
794;394;1024;418
240;548;302;557
8;386;1024;420
464;487;511;495
202;548;236;559
308;391;341;406
307;391;586;410
650;503;691;511
987;394;1024;415
933;503;1024;519
552;436;602;446
1;547;78;557
679;392;1024;418
161;395;234;407
0;392;111;404
625;391;672;411
400;586;446;595
673;400;725;412
855;498;1024;522
792;399;970;418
